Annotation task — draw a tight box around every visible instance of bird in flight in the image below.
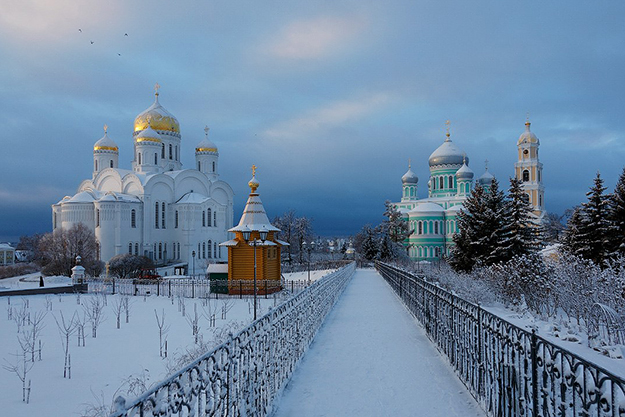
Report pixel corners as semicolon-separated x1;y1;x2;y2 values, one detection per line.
90;41;94;44
78;29;82;32
124;33;128;36
118;53;121;56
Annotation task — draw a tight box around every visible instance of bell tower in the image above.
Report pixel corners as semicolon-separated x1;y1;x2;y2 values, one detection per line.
514;118;545;220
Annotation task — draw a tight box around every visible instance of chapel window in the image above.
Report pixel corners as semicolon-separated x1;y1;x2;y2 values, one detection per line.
154;153;158;165
110;160;114;168
131;209;136;228
439;177;443;189
161;202;166;229
523;170;530;182
175;210;179;228
161;143;165;159
155;202;159;228
208;208;212;227
169;144;173;160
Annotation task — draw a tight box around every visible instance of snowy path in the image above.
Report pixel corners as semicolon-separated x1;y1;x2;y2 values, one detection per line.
272;268;485;417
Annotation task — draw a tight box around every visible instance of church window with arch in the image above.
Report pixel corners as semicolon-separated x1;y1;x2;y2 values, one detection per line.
154;153;158;165
175;210;179;228
202;242;206;258
155;202;159;228
161;143;165;159
202;211;206;227
214;242;217;258
169;144;173;160
161;202;166;229
135;243;139;256
131;209;136;228
198;161;201;171
208;208;212;227
95;160;98;171
138;153;142;165
522;169;530;182
96;209;100;227
434;221;438;234
128;243;132;254
110;160;113;168
208;240;212;258
159;243;162;260
439;177;444;189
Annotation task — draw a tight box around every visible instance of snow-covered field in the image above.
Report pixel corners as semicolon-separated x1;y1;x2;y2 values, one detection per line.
0;270;331;417
0;273;72;291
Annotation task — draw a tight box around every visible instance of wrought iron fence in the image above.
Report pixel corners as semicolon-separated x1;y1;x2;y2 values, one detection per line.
87;278;312;299
110;262;355;417
376;262;625;417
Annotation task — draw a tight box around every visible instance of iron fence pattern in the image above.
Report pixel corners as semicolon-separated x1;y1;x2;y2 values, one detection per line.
110;262;355;417
376;262;625;417
87;278;312;299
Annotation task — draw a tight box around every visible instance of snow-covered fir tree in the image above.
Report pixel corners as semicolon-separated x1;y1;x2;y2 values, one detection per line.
482;178;510;265
382;200;410;244
609;167;625;257
449;184;489;272
358;225;379;261
572;173;612;266
497;178;541;261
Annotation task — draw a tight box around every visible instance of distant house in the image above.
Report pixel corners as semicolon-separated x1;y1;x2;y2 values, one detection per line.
0;243;15;266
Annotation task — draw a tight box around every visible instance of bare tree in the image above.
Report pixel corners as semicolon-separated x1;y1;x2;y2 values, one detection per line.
221;298;234;319
53;311;77;378
75;311;87;347
28;311;46;362
3;349;34;403
38;223;103;276
202;297;217;327
84;295;105;338
186;303;201;344
122;295;131;324
154;309;170;358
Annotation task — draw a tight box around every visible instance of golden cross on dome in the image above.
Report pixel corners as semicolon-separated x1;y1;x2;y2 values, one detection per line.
445;120;451;137
526;111;530;122
104;124;108;134
154;82;160;96
408;158;411;169
204;126;210;137
251;164;257;176
485;159;489;170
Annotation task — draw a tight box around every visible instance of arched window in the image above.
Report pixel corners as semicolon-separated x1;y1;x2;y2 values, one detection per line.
449;176;453;189
175;146;178;161
161;143;165;159
208;240;212;258
198;161;201;171
95;160;98;171
153;243;157;259
214;242;217;258
158;243;162;260
155;202;159;228
129;243;132;254
154;153;158;165
131;209;136;228
175;210;179;228
212;161;215;172
169;144;173;160
138;153;142;164
208;208;212;227
135;243;139;255
435;247;441;257
418;222;423;234
435;222;439;234
539;194;543;207
538;170;541;182
202;242;206;258
110;160;114;168
439;177;444;189
161;202;166;229
96;209;100;227
522;170;530;182
202;211;206;227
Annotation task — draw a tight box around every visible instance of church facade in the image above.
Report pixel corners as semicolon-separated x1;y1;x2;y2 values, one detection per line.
393;121;545;261
52;87;235;268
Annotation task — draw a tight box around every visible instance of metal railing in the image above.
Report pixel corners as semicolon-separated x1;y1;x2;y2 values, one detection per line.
111;262;355;417
87;278;312;299
376;262;625;417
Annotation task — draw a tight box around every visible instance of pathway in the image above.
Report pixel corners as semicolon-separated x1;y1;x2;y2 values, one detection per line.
272;268;485;417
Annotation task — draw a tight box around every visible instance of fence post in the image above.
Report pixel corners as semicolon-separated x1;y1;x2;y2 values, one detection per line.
531;329;539;417
477;303;484;398
168;281;171;297
192;281;195;298
112;279;116;295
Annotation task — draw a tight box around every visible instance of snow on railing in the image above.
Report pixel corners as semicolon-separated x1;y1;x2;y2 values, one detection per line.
110;262;355;417
376;261;625;417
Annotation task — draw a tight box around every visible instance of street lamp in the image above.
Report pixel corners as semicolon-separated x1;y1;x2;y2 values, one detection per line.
191;250;196;278
242;225;268;320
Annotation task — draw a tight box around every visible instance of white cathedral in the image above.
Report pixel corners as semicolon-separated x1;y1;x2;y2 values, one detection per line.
52;87;234;268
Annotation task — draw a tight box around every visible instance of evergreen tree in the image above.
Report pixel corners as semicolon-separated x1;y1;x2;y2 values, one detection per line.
497;178;540;261
358;225;379;261
382;200;410;243
565;173;612;266
449;184;488;272
608;167;625;257
562;206;584;253
482;178;510;265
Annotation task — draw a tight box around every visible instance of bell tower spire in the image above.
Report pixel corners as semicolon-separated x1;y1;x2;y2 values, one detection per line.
514;117;545;220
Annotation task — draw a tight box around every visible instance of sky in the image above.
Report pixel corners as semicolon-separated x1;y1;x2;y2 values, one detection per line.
1;0;624;241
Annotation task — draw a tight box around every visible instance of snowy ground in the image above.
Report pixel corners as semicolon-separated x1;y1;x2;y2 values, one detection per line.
272;268;485;417
0;269;331;417
0;273;71;291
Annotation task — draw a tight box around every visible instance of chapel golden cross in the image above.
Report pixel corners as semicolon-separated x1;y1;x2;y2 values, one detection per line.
251;165;257;176
104;124;108;134
154;83;160;95
204;126;210;137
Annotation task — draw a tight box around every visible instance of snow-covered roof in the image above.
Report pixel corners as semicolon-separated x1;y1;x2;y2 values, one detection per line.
220;239;239;247
229;192;280;233
176;192;209;204
409;202;445;214
66;190;100;203
275;239;290;247
93;131;118;152
429;135;467;167
455;162;474;180
402;167;418;184
207;264;228;274
445;204;464;212
518;121;539;145
0;243;14;250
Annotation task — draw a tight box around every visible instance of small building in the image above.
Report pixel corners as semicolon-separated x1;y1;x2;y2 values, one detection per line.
0;243;15;266
220;168;288;295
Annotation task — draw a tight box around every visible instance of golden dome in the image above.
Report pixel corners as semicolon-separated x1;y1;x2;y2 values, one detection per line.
94;125;119;152
135;123;162;144
195;126;218;153
134;87;180;133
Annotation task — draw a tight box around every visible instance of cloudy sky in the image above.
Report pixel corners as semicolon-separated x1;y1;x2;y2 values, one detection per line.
1;0;624;241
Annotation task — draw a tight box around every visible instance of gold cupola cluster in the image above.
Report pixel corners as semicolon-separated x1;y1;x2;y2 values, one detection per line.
195;126;218;154
133;83;180;134
93;125;118;152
